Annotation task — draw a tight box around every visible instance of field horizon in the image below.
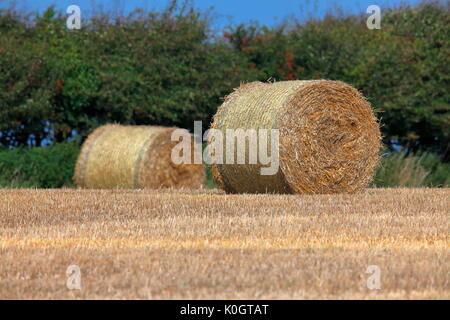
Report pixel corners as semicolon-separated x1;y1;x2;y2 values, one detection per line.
0;188;448;299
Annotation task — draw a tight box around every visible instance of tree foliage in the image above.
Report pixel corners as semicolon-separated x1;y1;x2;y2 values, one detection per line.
0;1;448;161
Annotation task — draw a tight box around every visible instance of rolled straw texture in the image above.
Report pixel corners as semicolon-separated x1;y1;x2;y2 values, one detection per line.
74;125;205;189
209;80;381;194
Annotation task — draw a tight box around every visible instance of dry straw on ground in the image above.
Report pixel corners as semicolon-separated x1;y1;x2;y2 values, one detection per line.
1;188;448;299
210;80;382;194
74;124;204;189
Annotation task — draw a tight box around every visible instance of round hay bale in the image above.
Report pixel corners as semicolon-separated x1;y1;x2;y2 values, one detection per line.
209;80;381;194
74;124;205;189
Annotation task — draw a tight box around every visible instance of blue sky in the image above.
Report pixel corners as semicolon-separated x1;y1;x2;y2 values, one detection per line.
2;0;426;27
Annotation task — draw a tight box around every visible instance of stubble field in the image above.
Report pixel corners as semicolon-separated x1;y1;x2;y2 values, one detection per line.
0;188;448;299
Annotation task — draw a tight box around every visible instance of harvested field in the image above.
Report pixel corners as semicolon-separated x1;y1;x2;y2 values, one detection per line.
0;188;449;299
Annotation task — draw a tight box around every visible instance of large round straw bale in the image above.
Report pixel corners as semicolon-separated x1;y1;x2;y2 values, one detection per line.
209;80;381;194
74;125;205;189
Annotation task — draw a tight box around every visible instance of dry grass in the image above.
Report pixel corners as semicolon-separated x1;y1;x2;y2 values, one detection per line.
0;188;448;299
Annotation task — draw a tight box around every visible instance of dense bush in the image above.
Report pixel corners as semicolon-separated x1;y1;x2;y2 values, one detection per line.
0;2;259;147
373;151;450;187
224;1;449;160
0;141;80;188
1;1;448;157
0;1;448;188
